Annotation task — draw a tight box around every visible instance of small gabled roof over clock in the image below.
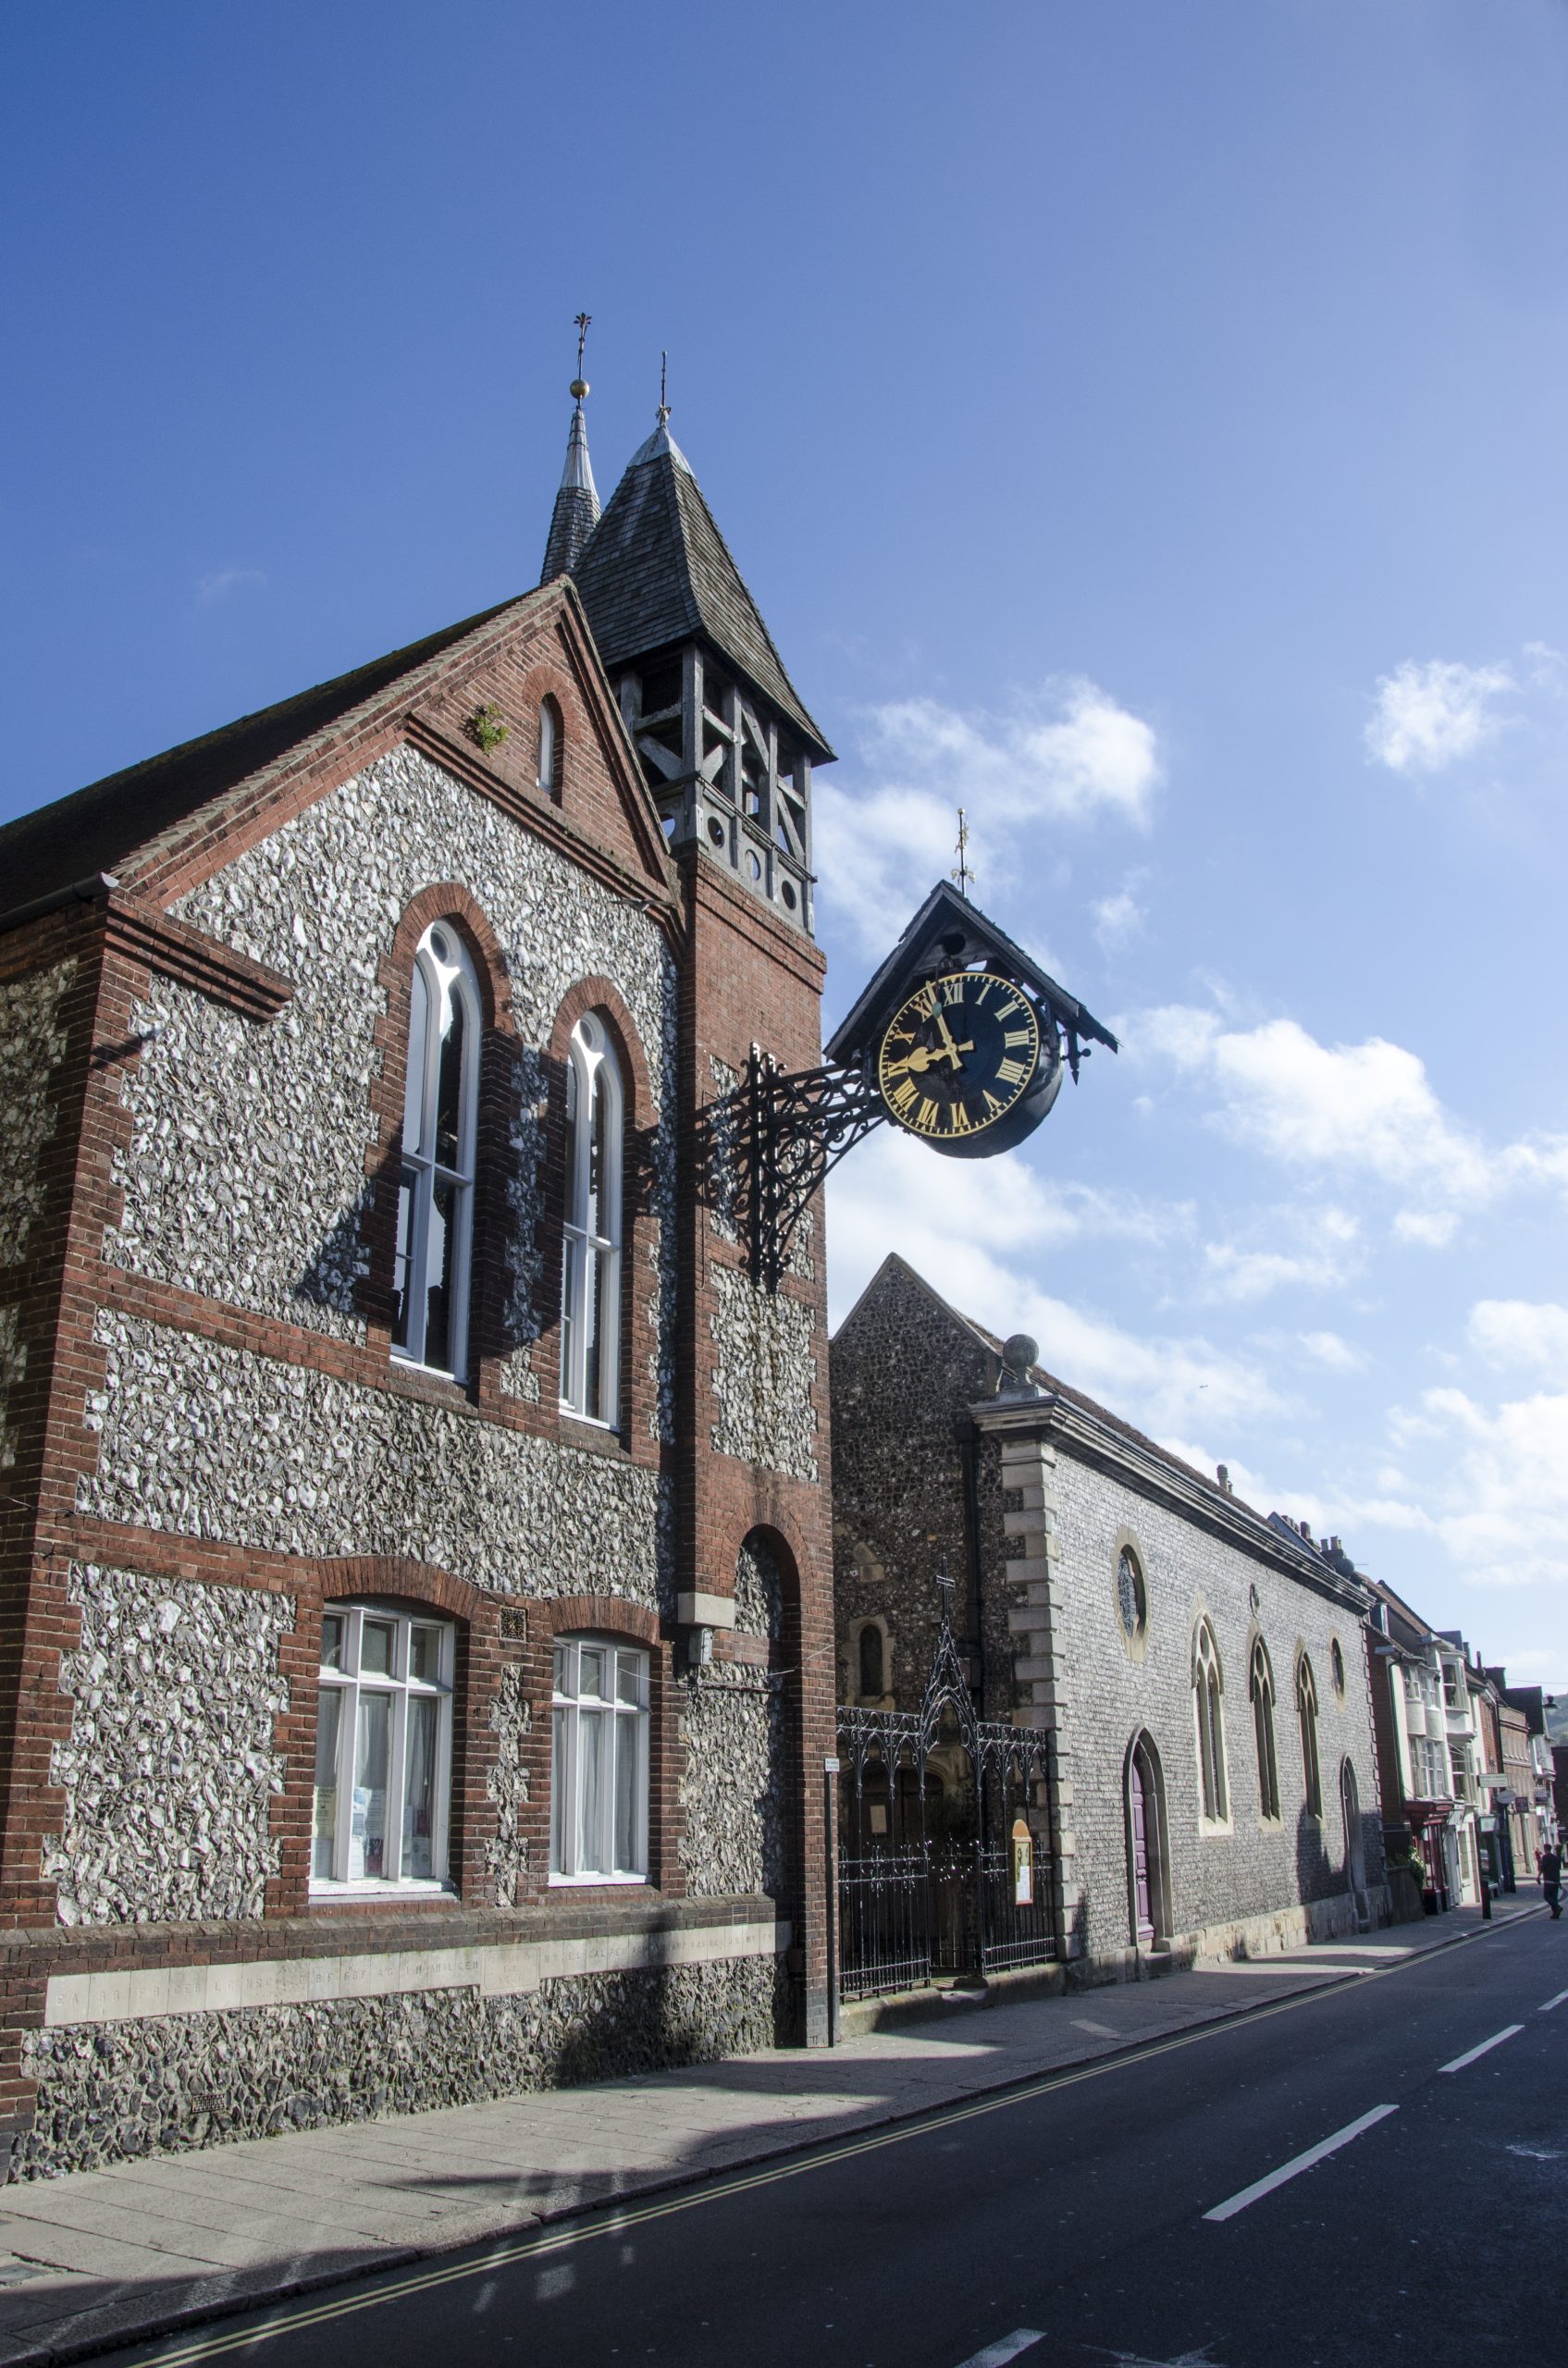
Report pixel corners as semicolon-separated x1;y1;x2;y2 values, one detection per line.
570;409;833;763
825;880;1118;1068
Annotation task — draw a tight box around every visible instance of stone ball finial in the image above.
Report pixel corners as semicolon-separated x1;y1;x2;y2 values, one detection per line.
1002;1333;1038;1378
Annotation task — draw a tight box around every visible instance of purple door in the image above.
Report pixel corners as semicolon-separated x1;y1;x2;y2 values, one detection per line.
1130;1750;1154;1942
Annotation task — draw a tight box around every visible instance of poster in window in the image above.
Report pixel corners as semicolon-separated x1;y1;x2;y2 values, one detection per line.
1011;1816;1033;1907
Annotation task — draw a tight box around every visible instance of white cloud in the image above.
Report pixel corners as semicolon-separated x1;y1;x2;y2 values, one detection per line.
816;676;1160;954
826;1128;1274;1438
1364;657;1514;774
1468;1299;1568;1380
1410;1384;1568;1587
1129;1003;1568;1241
1299;1330;1366;1371
1393;1209;1460;1249
1092;879;1147;954
195;565;266;605
1198;1204;1361;1303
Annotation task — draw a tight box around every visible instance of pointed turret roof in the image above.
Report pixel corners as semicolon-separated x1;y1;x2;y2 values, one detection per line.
540;396;600;582
572;410;833;761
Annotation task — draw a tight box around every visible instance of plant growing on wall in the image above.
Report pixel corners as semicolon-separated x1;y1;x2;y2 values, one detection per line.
467;703;510;753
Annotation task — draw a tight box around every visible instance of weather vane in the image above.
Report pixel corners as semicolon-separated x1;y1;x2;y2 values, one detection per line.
659;350;670;423
572;312;591;401
951;807;975;899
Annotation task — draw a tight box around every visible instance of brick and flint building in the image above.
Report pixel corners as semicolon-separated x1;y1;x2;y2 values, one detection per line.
0;388;838;2176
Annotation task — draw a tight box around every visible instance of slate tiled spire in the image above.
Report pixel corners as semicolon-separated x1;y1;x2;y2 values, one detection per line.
540;390;600;583
569;401;829;758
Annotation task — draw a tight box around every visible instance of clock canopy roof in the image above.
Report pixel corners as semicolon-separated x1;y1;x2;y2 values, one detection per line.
825;881;1118;1068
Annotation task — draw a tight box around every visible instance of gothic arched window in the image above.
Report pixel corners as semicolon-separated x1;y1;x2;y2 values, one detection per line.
858;1622;884;1700
1251;1638;1280;1821
1193;1621;1228;1822
538;697;562;800
1297;1654;1323;1819
1116;1545;1147;1645
559;1014;623;1424
393;921;479;1378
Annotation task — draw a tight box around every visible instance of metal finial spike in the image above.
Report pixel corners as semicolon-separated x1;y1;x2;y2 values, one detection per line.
951;807;975;898
570;312;591;401
658;350;670;425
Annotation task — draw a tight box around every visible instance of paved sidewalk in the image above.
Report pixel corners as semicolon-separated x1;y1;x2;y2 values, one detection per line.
0;1902;1541;2365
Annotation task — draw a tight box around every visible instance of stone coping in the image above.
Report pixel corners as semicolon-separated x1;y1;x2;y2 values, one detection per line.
43;1916;790;2029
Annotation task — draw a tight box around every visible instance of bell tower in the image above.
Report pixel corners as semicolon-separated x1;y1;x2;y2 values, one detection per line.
566;390;833;935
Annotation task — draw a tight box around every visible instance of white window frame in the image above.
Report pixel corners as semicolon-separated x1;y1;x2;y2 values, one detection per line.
549;1634;649;1884
311;1602;454;1894
1193;1621;1229;1828
559;1014;623;1425
392;921;480;1379
538;697;562;797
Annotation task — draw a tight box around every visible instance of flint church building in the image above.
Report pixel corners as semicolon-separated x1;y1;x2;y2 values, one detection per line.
832;1258;1388;1977
0;386;837;2177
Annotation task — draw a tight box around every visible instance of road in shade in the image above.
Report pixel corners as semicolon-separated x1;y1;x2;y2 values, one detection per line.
117;1917;1568;2368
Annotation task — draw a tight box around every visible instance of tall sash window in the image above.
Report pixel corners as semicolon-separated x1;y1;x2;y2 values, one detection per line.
559;1014;623;1424
393;923;479;1379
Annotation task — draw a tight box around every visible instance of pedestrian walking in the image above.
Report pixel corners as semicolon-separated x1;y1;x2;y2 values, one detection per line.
1542;1844;1563;1920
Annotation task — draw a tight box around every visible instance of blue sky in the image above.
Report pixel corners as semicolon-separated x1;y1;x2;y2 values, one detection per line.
5;2;1568;1684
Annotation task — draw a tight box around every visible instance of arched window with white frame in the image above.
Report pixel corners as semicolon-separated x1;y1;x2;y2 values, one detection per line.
1193;1620;1228;1823
559;1013;623;1424
537;696;562;800
393;921;480;1378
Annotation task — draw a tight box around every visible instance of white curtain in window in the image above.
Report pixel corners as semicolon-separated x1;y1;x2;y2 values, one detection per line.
549;1636;648;1881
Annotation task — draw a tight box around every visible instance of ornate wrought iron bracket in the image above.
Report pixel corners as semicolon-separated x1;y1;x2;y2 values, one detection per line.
697;1047;887;1292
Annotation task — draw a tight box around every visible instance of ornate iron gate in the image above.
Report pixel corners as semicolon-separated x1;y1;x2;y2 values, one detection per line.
835;1589;1057;2001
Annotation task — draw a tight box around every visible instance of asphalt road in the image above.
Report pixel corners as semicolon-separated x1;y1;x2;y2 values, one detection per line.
119;1916;1568;2368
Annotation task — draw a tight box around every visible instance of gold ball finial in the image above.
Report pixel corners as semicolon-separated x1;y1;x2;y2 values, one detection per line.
570;378;589;401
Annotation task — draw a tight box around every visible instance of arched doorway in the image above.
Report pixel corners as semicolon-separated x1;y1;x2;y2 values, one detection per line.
1127;1732;1169;1950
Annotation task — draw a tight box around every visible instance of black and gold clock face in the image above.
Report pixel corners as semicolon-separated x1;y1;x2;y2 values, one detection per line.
876;970;1042;1144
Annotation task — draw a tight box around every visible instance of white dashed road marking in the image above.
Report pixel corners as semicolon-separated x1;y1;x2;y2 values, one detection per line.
1438;2024;1523;2073
1072;2017;1120;2036
1203;2104;1399;2222
951;2332;1044;2368
1538;1990;1568;2015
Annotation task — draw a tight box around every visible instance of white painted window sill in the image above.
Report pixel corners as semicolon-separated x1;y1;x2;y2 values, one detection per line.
309;1880;455;1901
547;1872;649;1888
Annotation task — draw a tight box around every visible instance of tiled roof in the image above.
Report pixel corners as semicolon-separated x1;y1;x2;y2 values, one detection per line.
0;598;522;919
571;430;833;761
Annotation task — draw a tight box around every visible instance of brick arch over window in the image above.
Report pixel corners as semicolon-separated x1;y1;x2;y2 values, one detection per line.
510;660;591;808
362;886;522;1371
541;978;661;1450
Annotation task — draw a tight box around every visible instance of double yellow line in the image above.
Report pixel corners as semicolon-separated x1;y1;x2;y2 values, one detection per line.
137;1912;1542;2367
